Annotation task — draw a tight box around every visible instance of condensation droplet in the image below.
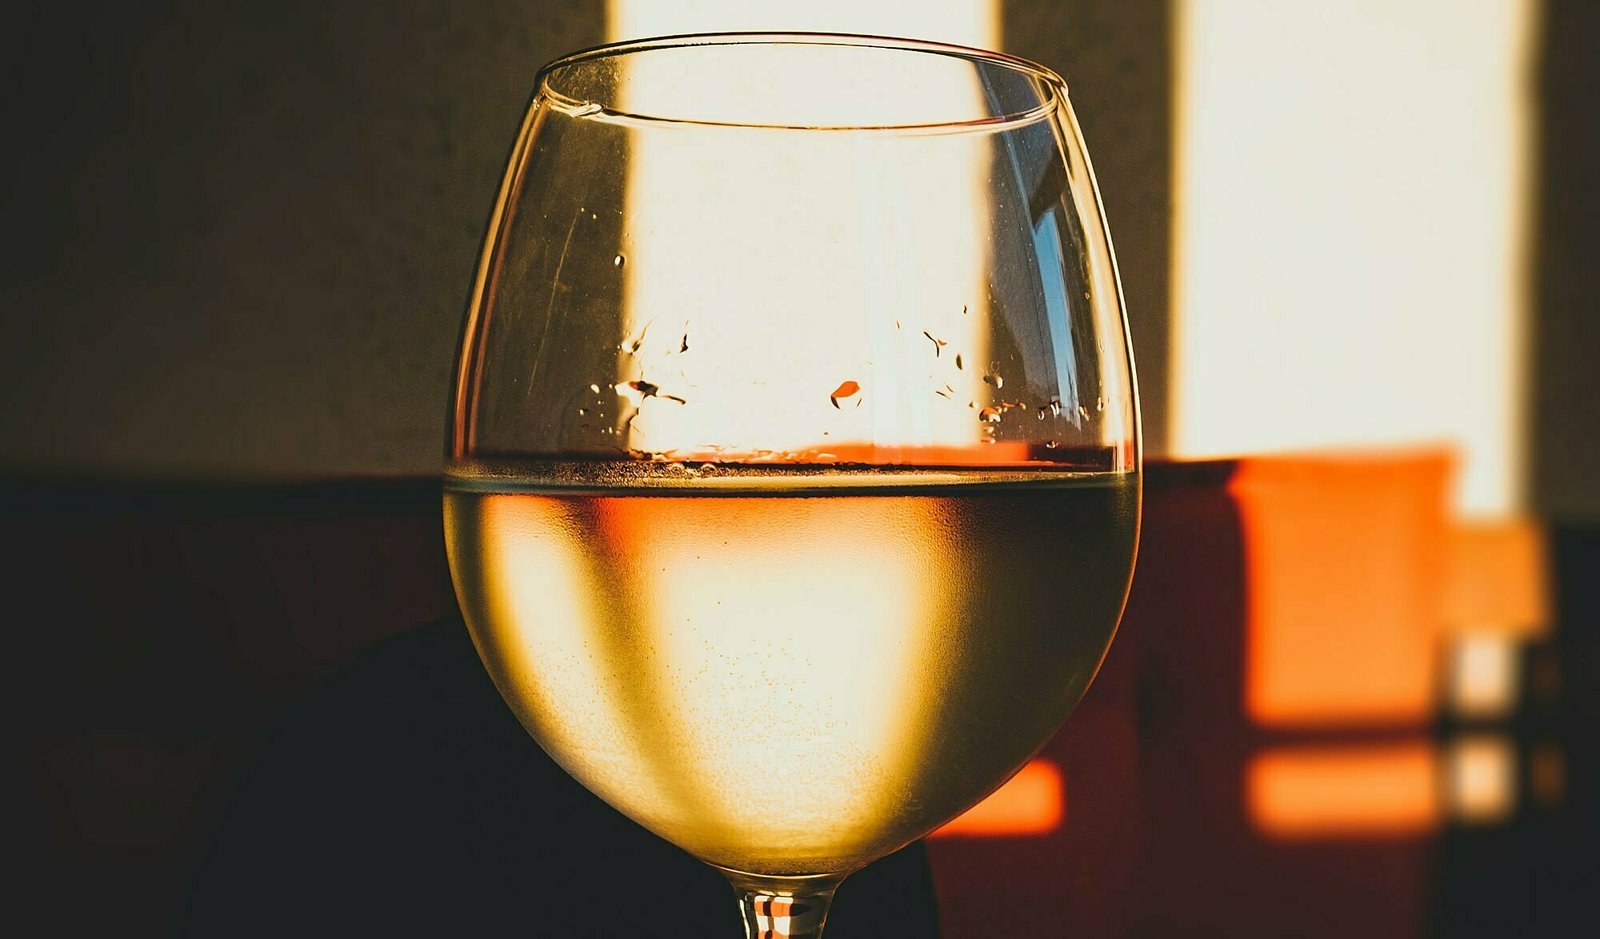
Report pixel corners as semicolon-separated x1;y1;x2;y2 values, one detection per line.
620;318;657;355
615;379;683;405
954;353;964;370
590;383;601;394
1078;404;1091;421
577;408;587;416
979;406;1003;423
983;373;1004;389
571;102;603;117
613;254;626;267
1045;439;1059;449
1096;396;1106;412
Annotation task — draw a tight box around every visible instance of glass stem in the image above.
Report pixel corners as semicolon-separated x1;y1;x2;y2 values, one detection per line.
728;874;841;939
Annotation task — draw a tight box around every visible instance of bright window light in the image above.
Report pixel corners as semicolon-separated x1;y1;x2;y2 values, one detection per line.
604;2;1000;459
608;1;997;49
1172;0;1537;515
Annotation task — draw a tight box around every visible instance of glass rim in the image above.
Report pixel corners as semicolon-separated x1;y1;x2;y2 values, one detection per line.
534;31;1067;133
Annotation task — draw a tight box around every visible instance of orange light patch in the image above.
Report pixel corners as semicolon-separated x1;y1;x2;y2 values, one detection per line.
1230;453;1451;727
1246;741;1439;839
931;759;1064;838
1443;519;1548;637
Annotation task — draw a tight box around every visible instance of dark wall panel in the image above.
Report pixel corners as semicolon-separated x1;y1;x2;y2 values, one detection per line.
1004;0;1172;455
1531;0;1600;522
0;2;601;478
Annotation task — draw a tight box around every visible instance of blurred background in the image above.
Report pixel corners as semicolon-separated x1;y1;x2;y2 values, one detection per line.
4;1;1594;936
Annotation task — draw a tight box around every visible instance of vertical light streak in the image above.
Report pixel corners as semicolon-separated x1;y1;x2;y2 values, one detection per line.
606;1;999;459
1172;0;1536;516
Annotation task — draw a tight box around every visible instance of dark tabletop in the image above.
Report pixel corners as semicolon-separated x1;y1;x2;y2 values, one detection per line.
180;616;941;937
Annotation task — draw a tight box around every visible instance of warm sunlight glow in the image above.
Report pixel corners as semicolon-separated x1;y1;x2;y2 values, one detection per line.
1449;633;1520;719
468;496;676;811
931;759;1064;837
1231;454;1450;727
1448;734;1515;824
1172;0;1536;515
1443;521;1546;716
609;494;954;842
607;2;999;459
1247;742;1440;839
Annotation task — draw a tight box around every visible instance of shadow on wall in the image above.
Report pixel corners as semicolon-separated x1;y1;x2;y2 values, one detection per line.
0;2;599;479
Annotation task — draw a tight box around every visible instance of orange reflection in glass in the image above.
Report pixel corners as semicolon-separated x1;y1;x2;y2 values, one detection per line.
777;442;1036;466
1230;453;1451;727
1247;742;1439;839
931;759;1064;838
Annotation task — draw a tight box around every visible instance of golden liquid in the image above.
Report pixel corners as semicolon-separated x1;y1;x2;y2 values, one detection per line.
444;460;1138;877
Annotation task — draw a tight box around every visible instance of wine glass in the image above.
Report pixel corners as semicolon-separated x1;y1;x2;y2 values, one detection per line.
444;32;1139;938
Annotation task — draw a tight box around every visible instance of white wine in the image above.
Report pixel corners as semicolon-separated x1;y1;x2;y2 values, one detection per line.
444;459;1138;877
